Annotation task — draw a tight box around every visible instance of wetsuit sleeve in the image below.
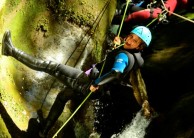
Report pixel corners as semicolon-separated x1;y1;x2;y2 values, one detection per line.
112;53;129;73
94;53;128;86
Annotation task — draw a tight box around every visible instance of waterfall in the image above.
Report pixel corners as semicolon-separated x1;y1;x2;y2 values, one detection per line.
111;110;152;138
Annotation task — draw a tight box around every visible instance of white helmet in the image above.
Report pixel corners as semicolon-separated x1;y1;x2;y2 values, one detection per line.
131;26;152;47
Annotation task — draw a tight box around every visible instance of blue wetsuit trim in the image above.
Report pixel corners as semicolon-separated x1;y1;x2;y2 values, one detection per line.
112;53;129;73
94;53;129;85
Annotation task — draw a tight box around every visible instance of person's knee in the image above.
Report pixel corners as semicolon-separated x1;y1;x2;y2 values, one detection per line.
57;88;75;102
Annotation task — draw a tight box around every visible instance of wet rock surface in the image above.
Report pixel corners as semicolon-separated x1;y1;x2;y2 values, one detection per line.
143;21;194;138
1;0;194;138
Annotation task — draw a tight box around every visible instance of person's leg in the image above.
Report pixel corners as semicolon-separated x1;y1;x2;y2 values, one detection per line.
39;87;75;137
2;30;91;93
2;30;60;72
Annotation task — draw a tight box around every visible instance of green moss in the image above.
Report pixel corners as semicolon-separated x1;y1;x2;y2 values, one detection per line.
3;0;48;52
48;0;108;27
4;0;20;15
92;40;103;62
0;14;4;34
0;0;51;132
35;18;49;37
0;117;11;138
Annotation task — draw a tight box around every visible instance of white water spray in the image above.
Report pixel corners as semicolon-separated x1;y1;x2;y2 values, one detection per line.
111;110;152;138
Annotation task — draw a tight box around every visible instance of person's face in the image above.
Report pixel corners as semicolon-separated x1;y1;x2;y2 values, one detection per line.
123;33;144;50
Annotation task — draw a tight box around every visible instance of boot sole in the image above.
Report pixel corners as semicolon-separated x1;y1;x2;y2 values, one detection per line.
37;109;45;126
2;30;11;56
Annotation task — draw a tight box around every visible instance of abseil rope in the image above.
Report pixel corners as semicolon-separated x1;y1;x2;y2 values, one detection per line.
146;9;168;27
99;0;132;76
117;0;132;37
146;0;194;27
52;1;132;137
105;0;132;53
38;0;113;111
161;0;194;24
73;0;113;67
52;91;93;138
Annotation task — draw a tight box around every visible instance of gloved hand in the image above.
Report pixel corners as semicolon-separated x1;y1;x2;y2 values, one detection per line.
90;85;99;92
113;36;121;46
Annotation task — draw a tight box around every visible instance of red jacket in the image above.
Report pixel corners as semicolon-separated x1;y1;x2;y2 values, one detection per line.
125;0;189;24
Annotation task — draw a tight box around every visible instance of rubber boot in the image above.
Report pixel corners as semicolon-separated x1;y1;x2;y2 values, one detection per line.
2;30;60;74
39;101;64;137
37;109;45;128
2;30;14;56
2;30;90;93
39;89;74;137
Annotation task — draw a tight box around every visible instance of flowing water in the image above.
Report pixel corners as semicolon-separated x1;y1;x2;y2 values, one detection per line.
111;110;152;138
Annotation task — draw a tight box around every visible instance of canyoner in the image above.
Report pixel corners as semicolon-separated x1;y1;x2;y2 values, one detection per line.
1;24;152;138
1;1;155;138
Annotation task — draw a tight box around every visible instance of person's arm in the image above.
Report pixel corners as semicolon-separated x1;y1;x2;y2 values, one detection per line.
93;70;121;86
93;52;129;87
